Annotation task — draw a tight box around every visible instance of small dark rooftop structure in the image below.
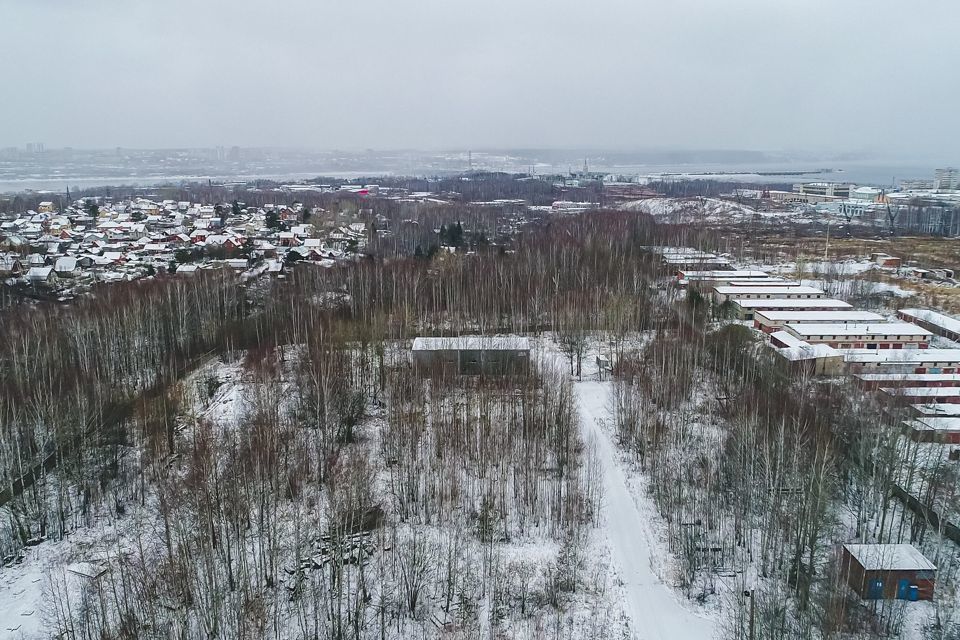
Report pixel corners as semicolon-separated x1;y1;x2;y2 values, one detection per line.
412;336;531;376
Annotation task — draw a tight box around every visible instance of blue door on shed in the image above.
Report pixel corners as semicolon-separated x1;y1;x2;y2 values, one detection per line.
868;579;884;599
897;579;911;599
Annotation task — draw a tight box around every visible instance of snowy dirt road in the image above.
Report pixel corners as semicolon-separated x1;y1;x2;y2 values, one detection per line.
575;379;717;640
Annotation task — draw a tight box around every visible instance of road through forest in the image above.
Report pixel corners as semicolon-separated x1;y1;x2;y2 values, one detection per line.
574;379;717;640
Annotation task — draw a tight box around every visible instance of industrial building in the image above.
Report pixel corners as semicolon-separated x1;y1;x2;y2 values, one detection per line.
903;417;960;444
775;343;845;375
854;373;960;391
898;308;960;342
909;403;960;417
412;336;531;376
782;323;932;349
879;387;960;405
683;277;796;288
754;310;883;333
644;247;733;270
732;298;853;320
842;349;960;373
676;270;769;281
712;285;825;305
661;254;731;269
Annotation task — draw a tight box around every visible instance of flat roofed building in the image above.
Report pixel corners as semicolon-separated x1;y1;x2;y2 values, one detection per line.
898;309;960;342
412;336;531;376
680;277;794;288
794;182;852;198
713;286;825;305
910;403;960;417
841;544;936;601
661;255;730;269
732;298;853;320
775;342;844;375
784;323;932;349
843;349;960;373
854;373;960;390
677;270;768;280
904;417;960;444
769;330;808;349
716;279;799;286
754;310;883;333
879;386;960;405
934;167;958;191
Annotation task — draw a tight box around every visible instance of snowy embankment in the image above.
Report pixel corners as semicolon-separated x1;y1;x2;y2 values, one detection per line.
553;342;717;640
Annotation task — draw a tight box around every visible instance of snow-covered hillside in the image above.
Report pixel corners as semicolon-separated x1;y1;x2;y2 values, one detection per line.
620;197;802;225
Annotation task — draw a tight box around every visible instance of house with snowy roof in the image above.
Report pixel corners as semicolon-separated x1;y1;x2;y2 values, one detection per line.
841;544;935;601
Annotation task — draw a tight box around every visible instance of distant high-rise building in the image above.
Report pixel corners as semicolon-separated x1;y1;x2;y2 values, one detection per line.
934;167;958;190
900;178;935;190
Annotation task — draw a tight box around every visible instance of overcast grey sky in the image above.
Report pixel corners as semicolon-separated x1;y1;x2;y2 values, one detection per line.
1;0;955;160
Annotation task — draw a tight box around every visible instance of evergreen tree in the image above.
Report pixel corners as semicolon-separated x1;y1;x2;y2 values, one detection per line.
448;221;465;247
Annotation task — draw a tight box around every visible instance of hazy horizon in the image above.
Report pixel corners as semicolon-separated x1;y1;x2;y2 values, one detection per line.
3;0;959;162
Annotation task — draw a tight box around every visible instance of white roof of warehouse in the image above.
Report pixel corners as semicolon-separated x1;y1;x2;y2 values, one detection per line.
906;417;960;432
786;323;932;337
778;343;840;361
855;373;960;382
717;279;798;286
842;348;960;364
679;270;769;278
757;311;883;322
715;285;823;295
770;330;807;349
881;387;960;397
412;336;531;351
663;255;729;264
912;403;960;416
844;544;935;572
735;299;852;309
900;308;960;335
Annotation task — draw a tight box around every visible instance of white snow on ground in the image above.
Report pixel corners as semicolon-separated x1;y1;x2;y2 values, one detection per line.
620;197;802;225
0;550;45;639
571;372;717;639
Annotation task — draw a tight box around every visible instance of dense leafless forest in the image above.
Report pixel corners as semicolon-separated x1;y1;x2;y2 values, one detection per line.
2;210;959;638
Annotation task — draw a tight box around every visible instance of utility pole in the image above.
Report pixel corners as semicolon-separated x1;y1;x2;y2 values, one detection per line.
748;588;756;640
824;219;830;262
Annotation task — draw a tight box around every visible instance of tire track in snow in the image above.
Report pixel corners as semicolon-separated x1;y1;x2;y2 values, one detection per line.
574;380;716;640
